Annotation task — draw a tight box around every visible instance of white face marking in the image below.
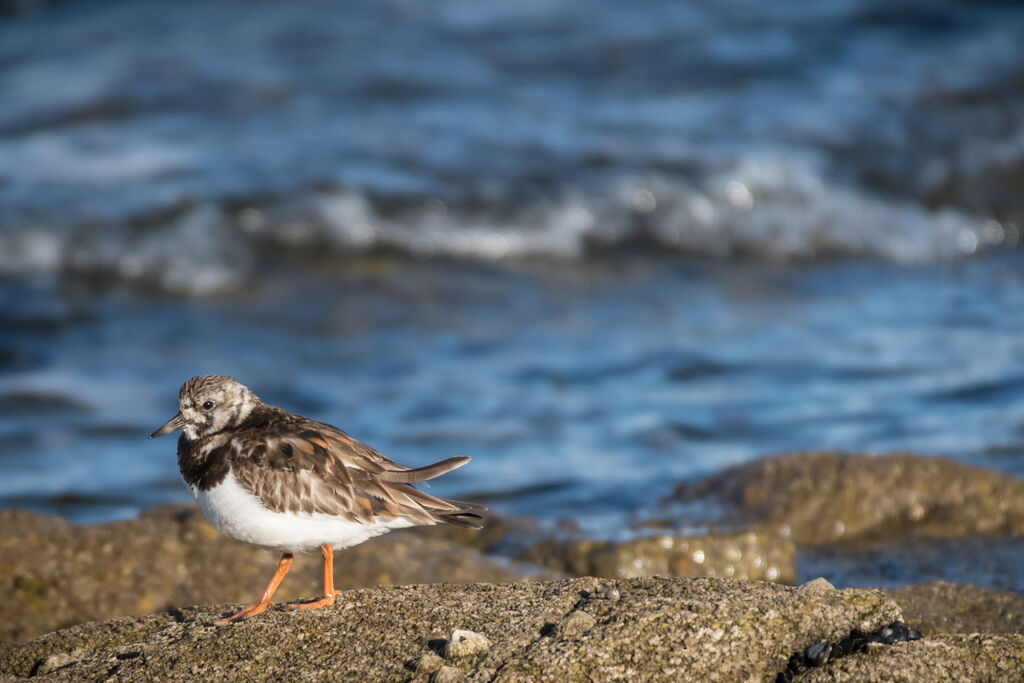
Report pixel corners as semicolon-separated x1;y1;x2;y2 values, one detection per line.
177;376;259;440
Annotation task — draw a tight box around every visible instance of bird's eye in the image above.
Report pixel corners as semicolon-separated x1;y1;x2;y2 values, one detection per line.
202;401;214;410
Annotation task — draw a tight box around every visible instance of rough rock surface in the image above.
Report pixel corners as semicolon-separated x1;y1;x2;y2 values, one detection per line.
672;452;1024;545
883;581;1024;636
0;507;555;643
523;530;796;583
0;576;906;681
803;634;1024;682
407;515;541;555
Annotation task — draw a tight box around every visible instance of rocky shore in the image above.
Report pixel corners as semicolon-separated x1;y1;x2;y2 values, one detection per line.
0;505;557;644
3;452;1023;680
671;452;1024;544
2;577;1022;681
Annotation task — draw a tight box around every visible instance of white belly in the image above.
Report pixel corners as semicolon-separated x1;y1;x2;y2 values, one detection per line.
192;470;414;554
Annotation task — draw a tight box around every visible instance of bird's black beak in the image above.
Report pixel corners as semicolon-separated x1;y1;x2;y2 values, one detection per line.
150;412;185;438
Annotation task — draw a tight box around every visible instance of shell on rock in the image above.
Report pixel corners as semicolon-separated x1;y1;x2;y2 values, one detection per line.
442;629;491;659
806;640;831;666
798;577;836;595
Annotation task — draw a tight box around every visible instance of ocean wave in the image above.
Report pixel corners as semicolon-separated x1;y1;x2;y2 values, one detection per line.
0;157;1011;295
2;0;1023;293
2;153;1015;294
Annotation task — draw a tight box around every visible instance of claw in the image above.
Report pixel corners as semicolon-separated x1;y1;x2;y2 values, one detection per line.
212;553;293;626
215;600;274;625
209;544;341;624
281;546;342;612
282;593;337;611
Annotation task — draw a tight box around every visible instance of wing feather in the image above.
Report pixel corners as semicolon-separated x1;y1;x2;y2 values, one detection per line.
378;456;471;483
228;413;484;528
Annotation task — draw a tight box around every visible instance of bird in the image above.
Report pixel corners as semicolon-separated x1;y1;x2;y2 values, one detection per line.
150;375;485;625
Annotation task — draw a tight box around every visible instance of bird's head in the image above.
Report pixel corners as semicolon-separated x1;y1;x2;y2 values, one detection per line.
150;375;259;440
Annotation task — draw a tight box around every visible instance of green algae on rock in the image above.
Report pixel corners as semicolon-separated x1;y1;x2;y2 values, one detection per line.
671;452;1024;545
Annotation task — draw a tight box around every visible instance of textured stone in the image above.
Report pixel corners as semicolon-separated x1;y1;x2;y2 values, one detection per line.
0;506;555;643
0;576;904;681
803;634;1024;682
883;581;1024;636
404;515;540;555
442;629;491;659
431;666;466;683
411;651;444;674
672;452;1024;545
523;530;795;583
798;577;836;595
555;610;596;638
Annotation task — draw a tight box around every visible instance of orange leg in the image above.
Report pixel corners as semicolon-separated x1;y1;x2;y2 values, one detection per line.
215;553;294;625
283;544;343;611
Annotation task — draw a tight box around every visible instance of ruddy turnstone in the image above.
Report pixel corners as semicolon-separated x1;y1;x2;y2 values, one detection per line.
150;375;484;624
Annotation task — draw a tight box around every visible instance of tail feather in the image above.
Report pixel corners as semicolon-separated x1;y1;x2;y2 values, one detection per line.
440;511;486;529
441;498;488;512
377;455;487;529
379;456;471;483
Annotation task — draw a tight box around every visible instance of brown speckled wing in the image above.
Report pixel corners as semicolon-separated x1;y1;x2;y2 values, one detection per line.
228;416;484;528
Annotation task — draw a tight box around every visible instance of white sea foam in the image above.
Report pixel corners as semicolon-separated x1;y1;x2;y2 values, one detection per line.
0;158;1001;294
0;0;1021;292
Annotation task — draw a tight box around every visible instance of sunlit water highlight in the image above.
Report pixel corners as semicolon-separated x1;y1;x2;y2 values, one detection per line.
3;253;1024;534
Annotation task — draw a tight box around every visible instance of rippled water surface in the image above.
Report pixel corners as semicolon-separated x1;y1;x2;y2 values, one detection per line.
3;0;1024;288
799;535;1024;593
3;252;1024;529
1;1;1024;592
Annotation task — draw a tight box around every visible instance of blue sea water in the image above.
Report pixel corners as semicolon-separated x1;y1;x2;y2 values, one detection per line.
3;253;1024;530
2;0;1024;587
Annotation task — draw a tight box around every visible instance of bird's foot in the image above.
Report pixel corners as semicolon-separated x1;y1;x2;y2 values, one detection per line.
282;590;342;611
214;600;273;625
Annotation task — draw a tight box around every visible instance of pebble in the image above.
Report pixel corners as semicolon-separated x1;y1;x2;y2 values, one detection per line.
878;621;922;644
797;577;835;595
775;620;924;683
430;665;465;683
442;629;491;659
557;610;597;638
414;652;444;674
37;652;75;675
806;641;831;666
